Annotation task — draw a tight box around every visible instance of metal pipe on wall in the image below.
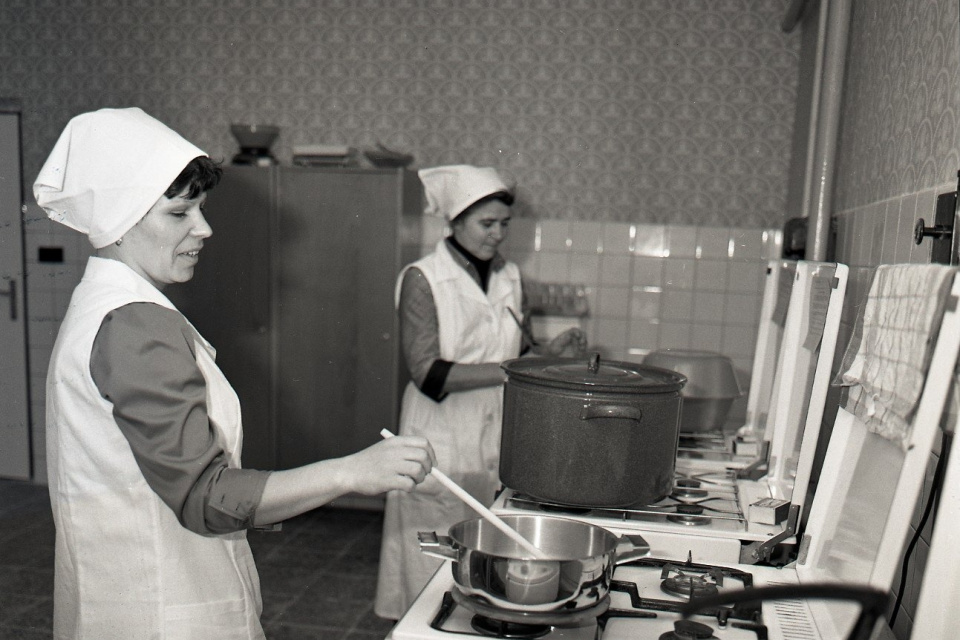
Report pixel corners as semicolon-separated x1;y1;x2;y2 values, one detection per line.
805;0;853;261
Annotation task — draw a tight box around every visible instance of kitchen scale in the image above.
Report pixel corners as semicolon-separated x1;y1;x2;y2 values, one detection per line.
389;269;960;640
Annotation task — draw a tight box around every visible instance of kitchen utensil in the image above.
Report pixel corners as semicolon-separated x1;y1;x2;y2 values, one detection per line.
419;514;649;612
643;349;743;432
379;429;546;558
499;354;686;507
506;306;539;348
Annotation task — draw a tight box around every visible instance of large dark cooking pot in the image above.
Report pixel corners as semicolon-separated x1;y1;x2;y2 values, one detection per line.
500;354;686;507
419;514;649;613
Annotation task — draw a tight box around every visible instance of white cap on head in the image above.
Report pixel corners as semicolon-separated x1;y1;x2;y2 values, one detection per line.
33;107;207;248
418;165;512;222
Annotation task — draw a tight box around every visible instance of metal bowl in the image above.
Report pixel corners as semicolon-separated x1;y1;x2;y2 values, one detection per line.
642;349;742;432
230;124;279;151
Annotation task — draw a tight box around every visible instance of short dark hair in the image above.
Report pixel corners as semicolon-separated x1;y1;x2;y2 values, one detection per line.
454;190;514;223
165;156;223;199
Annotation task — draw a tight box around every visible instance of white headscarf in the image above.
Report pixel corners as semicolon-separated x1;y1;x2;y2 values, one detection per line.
33;107;207;248
418;165;512;222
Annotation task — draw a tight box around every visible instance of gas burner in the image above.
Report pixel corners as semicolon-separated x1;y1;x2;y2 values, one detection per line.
658;619;717;640
672;486;709;499
675;478;702;489
449;588;610;628
470;615;551;639
666;504;712;526
660;573;720;599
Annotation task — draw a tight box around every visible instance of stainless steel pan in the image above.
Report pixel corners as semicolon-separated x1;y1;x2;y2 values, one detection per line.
419;514;649;613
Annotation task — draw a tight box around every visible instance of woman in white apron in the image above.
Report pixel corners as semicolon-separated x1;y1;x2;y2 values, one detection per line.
36;107;435;640
374;165;587;620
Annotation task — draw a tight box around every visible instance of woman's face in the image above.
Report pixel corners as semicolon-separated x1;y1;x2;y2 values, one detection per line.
115;188;212;289
451;198;511;261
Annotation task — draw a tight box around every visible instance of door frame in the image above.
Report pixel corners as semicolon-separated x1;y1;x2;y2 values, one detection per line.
0;100;33;480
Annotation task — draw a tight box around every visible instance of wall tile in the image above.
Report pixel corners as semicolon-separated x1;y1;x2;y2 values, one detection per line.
569;254;600;286
696;226;730;259
893;197;915;263
690;323;724;351
593;319;629;354
632;257;664;288
662;290;694;321
505;217;538;254
597;286;631;319
633;224;667;258
539;220;572;253
601;222;634;256
537;252;571;283
692;291;726;324
568;221;603;255
722;325;757;357
663;258;696;289
628;319;660;352
630;287;662;320
880;201;901;263
730;228;764;260
666;226;698;259
723;293;763;326
727;261;764;293
659;321;692;349
694;260;728;291
511;250;540;280
599;254;632;287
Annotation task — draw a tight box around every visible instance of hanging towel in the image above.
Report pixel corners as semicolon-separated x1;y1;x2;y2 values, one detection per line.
835;264;957;449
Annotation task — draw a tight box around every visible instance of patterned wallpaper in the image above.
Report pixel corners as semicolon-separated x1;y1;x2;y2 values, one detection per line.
2;0;799;227
833;0;960;210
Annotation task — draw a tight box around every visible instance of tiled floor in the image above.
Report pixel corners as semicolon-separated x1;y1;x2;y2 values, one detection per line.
0;478;397;639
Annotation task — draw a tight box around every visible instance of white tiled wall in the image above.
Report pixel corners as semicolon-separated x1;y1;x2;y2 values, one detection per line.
420;217;782;428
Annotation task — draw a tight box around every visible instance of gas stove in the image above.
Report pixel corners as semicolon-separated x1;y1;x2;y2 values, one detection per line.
675;261;847;476
390;554;804;640
493;467;795;565
388;270;960;640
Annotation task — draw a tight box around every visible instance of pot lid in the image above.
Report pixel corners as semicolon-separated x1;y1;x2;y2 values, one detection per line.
502;354;686;393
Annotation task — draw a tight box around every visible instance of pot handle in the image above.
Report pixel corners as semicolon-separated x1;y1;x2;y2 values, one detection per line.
418;531;460;561
588;352;600;373
613;534;651;565
580;404;643;422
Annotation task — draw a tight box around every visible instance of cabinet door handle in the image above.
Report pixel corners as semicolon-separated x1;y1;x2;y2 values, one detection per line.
0;278;16;320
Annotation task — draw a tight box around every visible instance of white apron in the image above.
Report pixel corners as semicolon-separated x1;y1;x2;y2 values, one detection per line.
374;241;522;619
45;257;264;640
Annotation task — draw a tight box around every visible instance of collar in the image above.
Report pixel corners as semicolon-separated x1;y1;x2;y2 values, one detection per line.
443;236;506;273
83;256;177;310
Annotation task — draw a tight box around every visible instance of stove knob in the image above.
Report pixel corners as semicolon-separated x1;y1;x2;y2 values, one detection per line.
673;619;716;639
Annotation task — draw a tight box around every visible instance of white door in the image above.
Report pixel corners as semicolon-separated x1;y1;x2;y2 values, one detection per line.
0;107;31;480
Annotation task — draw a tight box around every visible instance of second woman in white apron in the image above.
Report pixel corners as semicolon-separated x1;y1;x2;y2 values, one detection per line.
374;165;586;620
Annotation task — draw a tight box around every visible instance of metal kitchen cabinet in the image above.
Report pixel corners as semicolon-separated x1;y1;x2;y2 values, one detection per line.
169;165;422;473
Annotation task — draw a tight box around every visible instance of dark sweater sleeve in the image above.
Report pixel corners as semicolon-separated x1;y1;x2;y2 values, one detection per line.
398;267;453;402
90;302;271;535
